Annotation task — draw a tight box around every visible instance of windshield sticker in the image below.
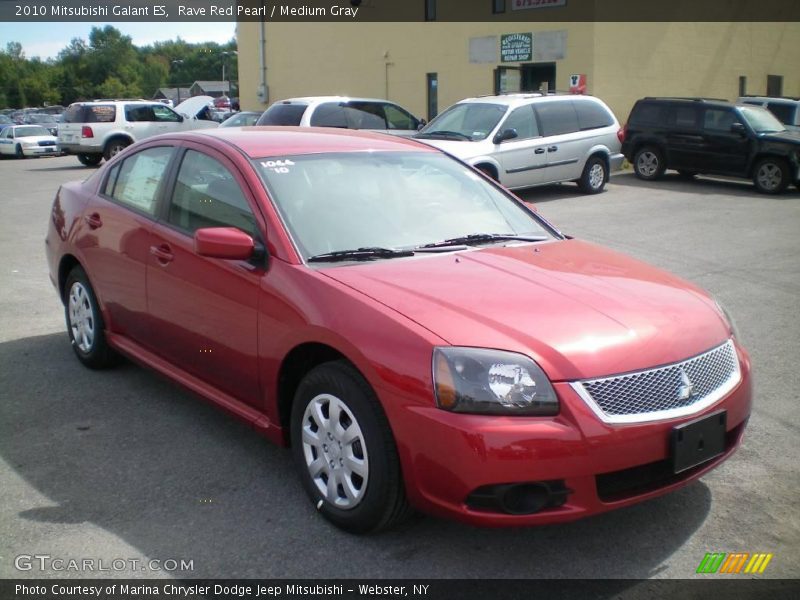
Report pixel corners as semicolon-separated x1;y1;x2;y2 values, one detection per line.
261;159;295;174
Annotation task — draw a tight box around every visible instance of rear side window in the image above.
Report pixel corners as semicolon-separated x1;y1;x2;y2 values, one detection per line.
765;102;794;125
671;105;700;128
574;101;615;130
64;104;116;123
629;102;667;125
500;105;539;139
310;103;348;128
257;104;307;126
106;146;173;215
535;101;580;137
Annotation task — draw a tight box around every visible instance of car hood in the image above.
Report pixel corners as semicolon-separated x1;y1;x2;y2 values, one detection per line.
17;135;57;143
175;95;214;119
759;130;800;144
414;136;485;160
322;240;731;381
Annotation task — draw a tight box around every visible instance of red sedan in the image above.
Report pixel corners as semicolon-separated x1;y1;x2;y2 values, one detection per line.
45;127;751;533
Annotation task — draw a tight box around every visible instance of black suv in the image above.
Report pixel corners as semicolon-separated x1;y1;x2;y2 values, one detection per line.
621;97;800;194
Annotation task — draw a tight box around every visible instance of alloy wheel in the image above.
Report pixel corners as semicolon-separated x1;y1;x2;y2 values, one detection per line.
68;281;95;353
757;163;782;192
636;151;659;177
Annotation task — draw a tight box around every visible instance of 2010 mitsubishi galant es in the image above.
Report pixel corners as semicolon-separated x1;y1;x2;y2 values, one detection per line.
45;127;752;533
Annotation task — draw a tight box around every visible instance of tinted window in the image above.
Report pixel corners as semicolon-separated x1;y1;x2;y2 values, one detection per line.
703;108;736;132
500;105;538;139
671;106;699;128
630;102;667;125
108;147;173;215
256;104;307;126
765;102;795;125
384;104;418;130
310;103;348;127
574;100;614;130
345;102;387;129
64;104;116;123
535;101;579;137
168;150;257;236
125;105;155;122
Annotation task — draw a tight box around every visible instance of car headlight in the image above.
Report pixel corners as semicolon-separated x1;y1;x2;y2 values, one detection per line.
714;297;739;338
433;347;558;415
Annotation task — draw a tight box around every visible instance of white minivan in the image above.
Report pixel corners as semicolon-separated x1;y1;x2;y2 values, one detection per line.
416;93;624;194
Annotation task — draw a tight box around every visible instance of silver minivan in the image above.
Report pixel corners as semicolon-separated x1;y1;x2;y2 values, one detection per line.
416;93;624;194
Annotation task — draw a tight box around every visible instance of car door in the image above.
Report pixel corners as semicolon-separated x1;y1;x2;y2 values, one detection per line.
532;100;584;184
493;105;547;189
77;145;175;343
146;145;264;406
664;104;704;169
699;107;751;174
123;105;158;141
151;104;184;135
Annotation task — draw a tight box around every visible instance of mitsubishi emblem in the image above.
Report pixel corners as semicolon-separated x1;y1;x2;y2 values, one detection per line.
677;368;696;401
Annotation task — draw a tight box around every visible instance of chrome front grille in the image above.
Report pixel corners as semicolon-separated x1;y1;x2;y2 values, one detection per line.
571;340;740;424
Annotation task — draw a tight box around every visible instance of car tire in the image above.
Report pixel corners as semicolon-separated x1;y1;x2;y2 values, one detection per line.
103;139;130;161
291;361;411;533
752;157;790;194
77;153;103;167
633;146;665;181
64;266;119;369
578;156;608;194
15;144;25;159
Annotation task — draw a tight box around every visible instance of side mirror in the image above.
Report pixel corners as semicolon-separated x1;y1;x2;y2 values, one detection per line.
176;114;184;123
731;122;746;135
417;119;427;130
493;128;519;144
194;227;254;260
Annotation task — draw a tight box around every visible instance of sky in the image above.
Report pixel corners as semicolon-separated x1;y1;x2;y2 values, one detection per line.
0;22;237;59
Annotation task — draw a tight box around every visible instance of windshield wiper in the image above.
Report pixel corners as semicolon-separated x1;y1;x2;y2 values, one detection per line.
415;130;473;141
419;233;549;249
307;247;414;263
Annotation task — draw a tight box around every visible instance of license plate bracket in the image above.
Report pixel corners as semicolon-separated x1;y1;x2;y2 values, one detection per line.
671;410;727;473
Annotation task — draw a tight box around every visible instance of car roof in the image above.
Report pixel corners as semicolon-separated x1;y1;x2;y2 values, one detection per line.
273;96;402;106
455;93;606;108
638;97;735;108
165;126;436;158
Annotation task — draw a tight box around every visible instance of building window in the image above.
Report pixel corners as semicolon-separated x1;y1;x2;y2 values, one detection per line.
425;0;436;21
426;73;438;121
767;75;783;97
738;76;747;97
493;0;506;13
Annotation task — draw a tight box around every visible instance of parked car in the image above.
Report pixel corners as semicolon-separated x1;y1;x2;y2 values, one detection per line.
737;96;800;131
46;128;751;533
0;114;13;131
415;93;624;194
25;113;60;136
214;95;231;109
58;96;219;166
621;97;800;194
0;124;59;158
256;96;424;136
220;111;261;128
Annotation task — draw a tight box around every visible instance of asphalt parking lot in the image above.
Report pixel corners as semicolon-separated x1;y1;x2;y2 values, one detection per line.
1;154;798;581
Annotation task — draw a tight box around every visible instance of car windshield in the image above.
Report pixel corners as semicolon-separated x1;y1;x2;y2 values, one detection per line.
418;103;508;141
15;126;50;137
253;151;554;261
738;105;786;133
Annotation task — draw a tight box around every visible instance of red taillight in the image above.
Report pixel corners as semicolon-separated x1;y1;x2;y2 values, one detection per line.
81;126;94;138
617;124;627;144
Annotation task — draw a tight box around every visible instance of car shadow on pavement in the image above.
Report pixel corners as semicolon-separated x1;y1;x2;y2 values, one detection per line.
1;333;712;580
611;171;800;199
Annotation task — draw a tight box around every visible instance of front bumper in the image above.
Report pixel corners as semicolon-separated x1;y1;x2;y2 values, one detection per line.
23;145;60;156
387;344;752;526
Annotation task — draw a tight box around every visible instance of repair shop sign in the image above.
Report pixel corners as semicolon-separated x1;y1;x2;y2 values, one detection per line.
500;33;533;62
569;74;587;94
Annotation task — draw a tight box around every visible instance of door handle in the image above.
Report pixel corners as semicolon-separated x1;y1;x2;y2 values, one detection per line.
84;213;102;229
547;146;558;152
534;148;545;154
149;244;174;264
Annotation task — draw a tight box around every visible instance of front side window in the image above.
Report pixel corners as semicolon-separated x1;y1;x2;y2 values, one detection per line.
254;152;553;260
419;103;508;141
703;108;736;132
153;105;181;122
534;101;580;137
125;105;155;122
107;146;173;215
344;102;387;129
383;104;418;130
499;105;538;140
168;150;257;236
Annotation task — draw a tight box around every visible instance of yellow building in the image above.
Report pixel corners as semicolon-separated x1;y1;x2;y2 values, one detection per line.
236;7;800;124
